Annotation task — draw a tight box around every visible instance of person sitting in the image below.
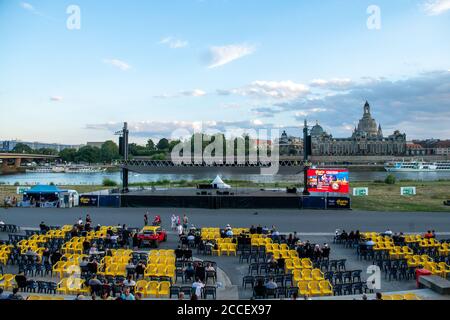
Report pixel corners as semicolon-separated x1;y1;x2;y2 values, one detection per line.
225;229;233;238
25;247;37;257
39;221;49;232
271;229;280;241
123;275;136;290
89;244;99;255
250;225;257;234
88;275;103;292
267;255;278;270
50;250;62;265
265;277;277;290
175;245;184;260
184;263;195;281
135;261;145;279
253;279;266;298
262;226;269;235
205;263;215;272
192;278;205;299
424;230;434;239
256;225;263;234
120;288;135;300
321;244;331;259
15;273;27;290
83;239;91;254
87;259;99;274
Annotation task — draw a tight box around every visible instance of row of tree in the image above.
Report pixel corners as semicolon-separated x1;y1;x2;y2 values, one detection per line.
10;134;267;164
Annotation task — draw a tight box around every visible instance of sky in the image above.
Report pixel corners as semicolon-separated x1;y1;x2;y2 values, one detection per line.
0;0;449;145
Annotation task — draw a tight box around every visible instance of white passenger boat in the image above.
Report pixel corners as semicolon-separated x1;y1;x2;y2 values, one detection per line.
384;160;450;172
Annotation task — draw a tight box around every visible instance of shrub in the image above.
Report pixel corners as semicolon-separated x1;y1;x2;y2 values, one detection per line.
102;178;118;187
385;174;396;185
14;182;20;186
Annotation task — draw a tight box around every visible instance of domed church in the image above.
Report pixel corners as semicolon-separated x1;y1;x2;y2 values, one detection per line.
308;101;407;156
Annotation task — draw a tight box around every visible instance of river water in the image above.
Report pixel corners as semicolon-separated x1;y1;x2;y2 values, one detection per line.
1;171;450;185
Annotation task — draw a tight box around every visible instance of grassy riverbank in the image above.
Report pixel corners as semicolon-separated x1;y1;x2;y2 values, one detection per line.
1;180;449;212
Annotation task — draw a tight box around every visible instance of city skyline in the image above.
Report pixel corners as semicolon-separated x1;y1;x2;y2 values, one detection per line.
1;0;450;145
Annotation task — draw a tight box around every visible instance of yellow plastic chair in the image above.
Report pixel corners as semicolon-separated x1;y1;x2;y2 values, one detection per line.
146;281;159;297
319;280;333;296
308;281;322;296
298;281;310;296
135;280;147;296
158;281;171;297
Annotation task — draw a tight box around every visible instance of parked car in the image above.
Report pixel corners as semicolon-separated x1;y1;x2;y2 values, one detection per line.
137;226;167;248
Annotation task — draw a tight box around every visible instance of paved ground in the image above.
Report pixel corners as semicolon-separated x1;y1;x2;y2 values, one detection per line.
2;207;450;234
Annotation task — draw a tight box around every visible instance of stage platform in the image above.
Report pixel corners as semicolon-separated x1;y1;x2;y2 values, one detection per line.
97;188;351;210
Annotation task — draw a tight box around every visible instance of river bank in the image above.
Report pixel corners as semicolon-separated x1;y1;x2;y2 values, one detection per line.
1;180;449;212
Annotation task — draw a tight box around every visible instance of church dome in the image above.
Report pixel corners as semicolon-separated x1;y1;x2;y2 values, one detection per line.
310;122;324;136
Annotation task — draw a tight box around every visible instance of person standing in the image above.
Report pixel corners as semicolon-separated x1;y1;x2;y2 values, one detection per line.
183;214;189;229
171;214;177;231
144;213;148;226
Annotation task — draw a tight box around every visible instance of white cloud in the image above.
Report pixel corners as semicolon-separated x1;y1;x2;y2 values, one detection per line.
310;78;353;90
154;89;207;99
86;119;276;139
219;80;310;99
103;59;131;71
159;37;189;49
20;2;34;11
294;108;328;118
181;89;206;97
50;96;63;102
423;0;450;15
207;44;255;68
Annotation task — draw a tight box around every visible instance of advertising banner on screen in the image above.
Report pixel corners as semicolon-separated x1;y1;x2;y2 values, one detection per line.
307;169;349;194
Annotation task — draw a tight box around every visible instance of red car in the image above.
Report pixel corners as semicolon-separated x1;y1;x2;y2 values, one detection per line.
137;226;167;248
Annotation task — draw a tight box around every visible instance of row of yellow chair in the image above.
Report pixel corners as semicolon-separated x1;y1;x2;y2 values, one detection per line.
251;238;273;246
419;238;442;248
293;269;324;282
212;243;237;256
144;264;176;279
27;295;65;300
298;280;333;297
382;293;422;300
285;258;313;272
388;246;414;259
423;261;450;278
406;255;433;268
135;280;171;298
56;277;90;295
148;249;175;257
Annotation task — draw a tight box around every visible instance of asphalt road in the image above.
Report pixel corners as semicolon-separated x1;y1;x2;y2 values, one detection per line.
2;207;450;234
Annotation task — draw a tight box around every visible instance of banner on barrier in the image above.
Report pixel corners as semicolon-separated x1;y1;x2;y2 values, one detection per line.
79;195;99;207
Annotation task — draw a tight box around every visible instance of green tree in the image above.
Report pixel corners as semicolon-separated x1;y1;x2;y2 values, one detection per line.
59;148;77;162
152;153;166;160
12;143;33;154
146;139;155;151
385;174;396;185
100;140;120;163
168;139;181;152
75;146;101;164
156;138;170;151
36;148;58;156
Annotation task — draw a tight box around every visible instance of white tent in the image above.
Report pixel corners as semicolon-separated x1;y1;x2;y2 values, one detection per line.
211;175;231;189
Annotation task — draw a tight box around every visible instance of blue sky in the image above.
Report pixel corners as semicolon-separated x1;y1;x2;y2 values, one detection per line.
0;0;449;144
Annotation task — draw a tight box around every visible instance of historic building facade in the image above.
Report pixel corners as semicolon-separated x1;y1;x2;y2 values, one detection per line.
310;102;407;156
278;101;407;156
